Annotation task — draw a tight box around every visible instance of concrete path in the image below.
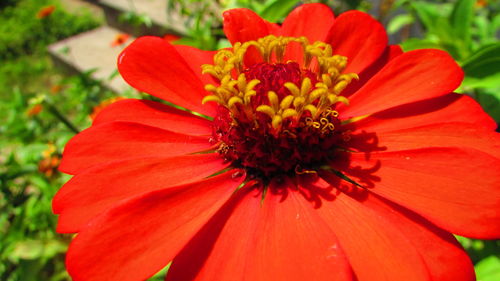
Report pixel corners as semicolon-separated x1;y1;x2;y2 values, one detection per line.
49;26;134;93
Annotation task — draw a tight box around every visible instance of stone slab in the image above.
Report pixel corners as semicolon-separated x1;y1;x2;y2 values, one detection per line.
95;0;188;36
48;26;134;93
61;0;104;20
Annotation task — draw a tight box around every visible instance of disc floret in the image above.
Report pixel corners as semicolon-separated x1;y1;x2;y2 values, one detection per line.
202;35;358;178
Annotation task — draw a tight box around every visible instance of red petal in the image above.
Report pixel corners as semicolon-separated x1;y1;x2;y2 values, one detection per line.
349;122;500;158
66;171;244;281
266;21;281;35
251;186;351;281
92;99;212;135
223;8;270;45
167;182;353;281
335;148;500;239
326;11;388;74
223;8;272;66
59;122;211;174
313;177;475;281
342;45;403;97
280;3;335;63
54;153;227;233
118;36;215;116
340;49;464;118
349;93;497;132
281;3;334;42
165;187;262;281
174;45;217;85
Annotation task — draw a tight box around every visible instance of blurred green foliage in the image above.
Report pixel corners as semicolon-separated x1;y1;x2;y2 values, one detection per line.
0;0;99;101
0;0;498;280
0;1;111;280
387;0;500;121
0;0;98;60
169;0;372;50
475;255;500;281
0;73;120;280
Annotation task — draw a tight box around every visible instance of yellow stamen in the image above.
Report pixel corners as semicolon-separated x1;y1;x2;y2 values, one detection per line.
280;95;294;110
256;105;275;118
295;165;318;174
201;35;359;132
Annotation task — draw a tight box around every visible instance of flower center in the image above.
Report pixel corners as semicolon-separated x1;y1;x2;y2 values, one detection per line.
202;35;358;179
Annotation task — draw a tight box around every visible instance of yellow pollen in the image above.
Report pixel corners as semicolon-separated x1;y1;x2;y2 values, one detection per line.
201;35;359;132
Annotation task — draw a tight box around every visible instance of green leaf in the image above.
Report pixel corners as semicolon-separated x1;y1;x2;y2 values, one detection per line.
462;73;500;89
399;38;443;52
344;0;363;9
387;14;415;34
472;14;491;45
392;0;410;11
410;1;449;32
9;239;66;261
450;0;475;53
259;0;300;23
150;262;172;280
411;2;458;42
492;12;500;31
216;39;231;49
462;43;500;79
476;256;500;281
476;89;500;123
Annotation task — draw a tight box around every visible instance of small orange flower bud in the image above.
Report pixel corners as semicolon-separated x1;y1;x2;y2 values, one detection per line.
89;97;126;120
111;33;131;47
39;143;60;177
36;5;56;19
475;0;488;8
26;104;43;116
50;84;63;94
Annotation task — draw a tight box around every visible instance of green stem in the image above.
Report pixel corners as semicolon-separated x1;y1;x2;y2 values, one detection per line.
44;101;80;134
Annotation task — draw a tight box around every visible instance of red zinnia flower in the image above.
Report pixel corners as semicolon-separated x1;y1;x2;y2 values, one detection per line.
53;4;500;281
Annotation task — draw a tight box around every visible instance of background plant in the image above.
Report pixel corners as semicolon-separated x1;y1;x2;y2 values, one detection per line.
386;0;500;121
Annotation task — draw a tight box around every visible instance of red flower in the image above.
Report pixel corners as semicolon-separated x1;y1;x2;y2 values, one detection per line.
50;84;63;94
38;143;60;178
53;4;500;281
26;104;43;116
110;33;131;47
36;5;56;19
